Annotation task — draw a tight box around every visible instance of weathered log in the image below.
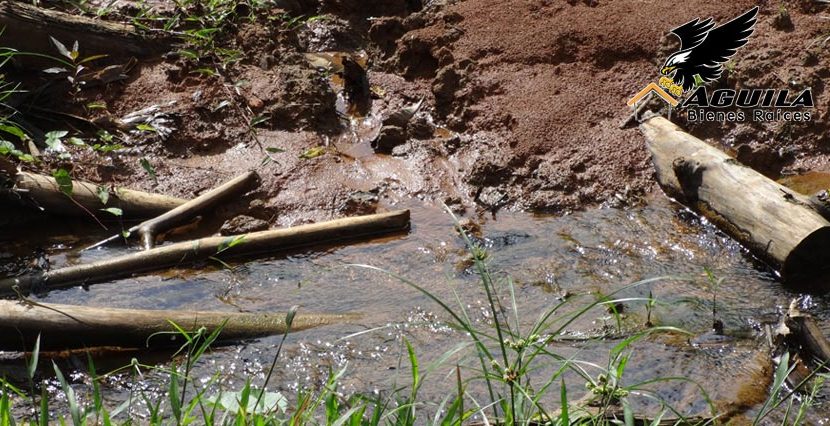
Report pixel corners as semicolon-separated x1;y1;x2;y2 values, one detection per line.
0;209;411;295
0;1;169;68
0;300;358;350
85;171;258;250
641;116;830;291
3;171;186;218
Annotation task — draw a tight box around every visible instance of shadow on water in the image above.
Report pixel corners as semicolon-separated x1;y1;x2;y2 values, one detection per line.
1;194;828;420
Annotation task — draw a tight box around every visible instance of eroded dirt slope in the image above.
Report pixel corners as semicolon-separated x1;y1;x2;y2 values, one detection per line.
6;0;829;227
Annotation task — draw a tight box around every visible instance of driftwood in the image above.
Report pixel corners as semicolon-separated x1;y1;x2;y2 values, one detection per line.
2;171;186;218
0;209;411;295
641;116;830;291
0;300;358;350
86;170;258;250
0;1;169;68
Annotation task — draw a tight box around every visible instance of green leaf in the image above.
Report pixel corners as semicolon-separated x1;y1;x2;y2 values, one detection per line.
178;49;200;60
265;147;285;153
67;137;86;146
97;129;114;143
52;362;82;426
27;334;40;381
560;379;569;425
139;158;157;183
192;67;217;76
0;140;13;154
96;186;109;205
45;130;68;151
17;153;35;162
70;41;79;61
299;146;326;159
49;36;71;59
78;54;109;65
404;337;419;389
100;207;122;217
92;143;123;153
45;130;68;140
0;124;27;140
169;363;182;421
135;123;156;132
250;114;269;127
86;101;107;110
217;234;246;253
623;398;634;426
285;305;298;329
52;168;73;196
39;386;48;426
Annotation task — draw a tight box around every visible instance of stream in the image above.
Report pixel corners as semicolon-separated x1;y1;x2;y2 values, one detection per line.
2;194;829;421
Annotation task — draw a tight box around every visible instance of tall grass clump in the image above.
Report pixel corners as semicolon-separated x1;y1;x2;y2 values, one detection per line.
353;206;716;425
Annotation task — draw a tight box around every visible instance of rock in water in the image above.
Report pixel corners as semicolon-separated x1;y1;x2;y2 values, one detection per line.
371;98;423;153
220;215;269;236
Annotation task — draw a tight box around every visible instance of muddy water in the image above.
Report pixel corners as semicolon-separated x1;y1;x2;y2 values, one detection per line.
3;195;830;420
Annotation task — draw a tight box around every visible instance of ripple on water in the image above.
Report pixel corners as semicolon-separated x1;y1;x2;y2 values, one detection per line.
3;195;828;420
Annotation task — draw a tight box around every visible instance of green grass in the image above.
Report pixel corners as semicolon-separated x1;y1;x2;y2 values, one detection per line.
0;208;825;424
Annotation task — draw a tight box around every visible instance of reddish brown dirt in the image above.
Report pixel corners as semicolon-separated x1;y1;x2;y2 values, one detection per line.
4;0;829;226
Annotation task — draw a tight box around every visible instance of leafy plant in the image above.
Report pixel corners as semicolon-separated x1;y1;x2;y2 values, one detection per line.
44;37;108;93
139;157;158;184
52;168;74;196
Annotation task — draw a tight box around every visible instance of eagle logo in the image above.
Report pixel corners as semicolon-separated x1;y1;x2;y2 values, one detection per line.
660;6;758;94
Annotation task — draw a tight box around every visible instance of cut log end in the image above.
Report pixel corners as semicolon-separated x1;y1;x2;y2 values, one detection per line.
784;227;830;292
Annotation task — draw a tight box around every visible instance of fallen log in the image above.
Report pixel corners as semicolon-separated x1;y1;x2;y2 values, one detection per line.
86;170;258;250
3;171;186;218
641;116;830;291
0;209;410;296
0;1;169;68
0;300;358;350
137;171;258;249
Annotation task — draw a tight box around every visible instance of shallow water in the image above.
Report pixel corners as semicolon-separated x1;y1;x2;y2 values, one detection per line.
2;194;829;421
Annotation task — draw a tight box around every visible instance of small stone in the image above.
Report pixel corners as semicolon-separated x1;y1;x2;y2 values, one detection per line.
247;95;264;110
371;125;407;153
408;115;434;139
340;191;379;215
220;215;269;236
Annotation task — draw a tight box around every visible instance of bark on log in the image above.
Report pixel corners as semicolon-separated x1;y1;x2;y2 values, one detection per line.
641;116;830;291
0;300;358;350
0;209;411;295
0;1;169;67
3;171;186;218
